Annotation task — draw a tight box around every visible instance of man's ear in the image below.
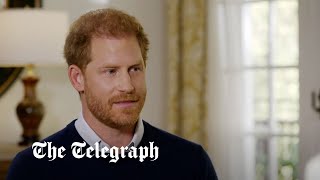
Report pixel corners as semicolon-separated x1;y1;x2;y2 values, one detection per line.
68;65;84;92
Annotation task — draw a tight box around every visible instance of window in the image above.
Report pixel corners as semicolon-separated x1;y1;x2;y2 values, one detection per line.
242;0;299;179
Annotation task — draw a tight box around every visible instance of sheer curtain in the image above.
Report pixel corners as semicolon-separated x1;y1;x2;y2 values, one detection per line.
207;0;253;179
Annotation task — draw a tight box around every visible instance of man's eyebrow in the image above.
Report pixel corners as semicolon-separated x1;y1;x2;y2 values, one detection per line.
99;66;118;69
130;62;144;67
98;62;144;69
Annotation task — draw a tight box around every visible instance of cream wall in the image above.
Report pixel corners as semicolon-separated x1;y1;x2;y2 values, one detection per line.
299;0;320;178
0;0;166;147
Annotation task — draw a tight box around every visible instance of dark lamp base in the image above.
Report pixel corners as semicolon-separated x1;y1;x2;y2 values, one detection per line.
16;75;44;146
18;135;39;146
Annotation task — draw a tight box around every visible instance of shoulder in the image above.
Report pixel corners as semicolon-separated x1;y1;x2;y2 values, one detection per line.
13;119;79;157
42;119;80;145
142;120;207;158
142;120;200;149
6;147;37;179
142;120;218;179
7;120;79;179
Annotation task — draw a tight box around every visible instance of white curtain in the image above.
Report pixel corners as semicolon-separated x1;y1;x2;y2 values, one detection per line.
207;0;254;179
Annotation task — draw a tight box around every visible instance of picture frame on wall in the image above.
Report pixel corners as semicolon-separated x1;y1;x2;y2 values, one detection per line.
0;0;42;98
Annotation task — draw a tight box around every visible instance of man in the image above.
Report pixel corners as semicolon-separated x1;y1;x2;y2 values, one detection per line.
7;8;218;179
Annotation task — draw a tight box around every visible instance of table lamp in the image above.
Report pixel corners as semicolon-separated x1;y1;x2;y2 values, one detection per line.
0;9;68;146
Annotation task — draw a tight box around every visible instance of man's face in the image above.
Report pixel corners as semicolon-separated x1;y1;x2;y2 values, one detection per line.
83;35;146;129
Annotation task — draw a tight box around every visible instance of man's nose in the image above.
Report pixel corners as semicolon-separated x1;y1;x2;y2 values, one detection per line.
117;72;135;93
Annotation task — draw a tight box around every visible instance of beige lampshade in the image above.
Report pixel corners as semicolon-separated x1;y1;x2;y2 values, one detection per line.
0;9;68;67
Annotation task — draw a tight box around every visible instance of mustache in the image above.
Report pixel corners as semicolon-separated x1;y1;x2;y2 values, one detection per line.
109;94;140;103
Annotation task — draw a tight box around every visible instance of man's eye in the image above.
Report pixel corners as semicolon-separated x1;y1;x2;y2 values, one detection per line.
130;67;142;72
106;69;117;75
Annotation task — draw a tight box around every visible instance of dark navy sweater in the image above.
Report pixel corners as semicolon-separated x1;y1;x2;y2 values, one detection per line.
7;120;218;179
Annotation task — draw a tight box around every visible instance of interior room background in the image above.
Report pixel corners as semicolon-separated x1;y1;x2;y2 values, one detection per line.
1;0;320;180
